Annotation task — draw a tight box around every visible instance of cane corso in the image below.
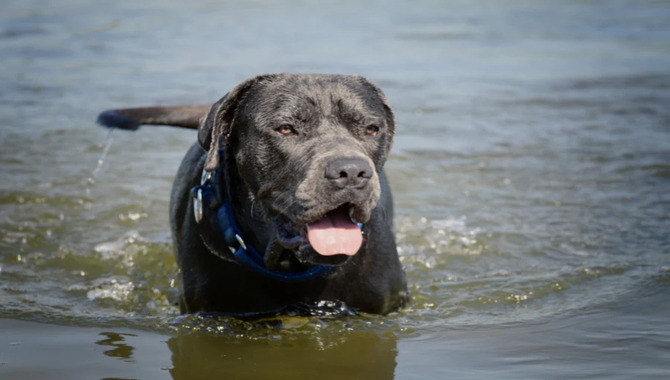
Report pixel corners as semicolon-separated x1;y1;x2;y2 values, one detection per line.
97;74;407;315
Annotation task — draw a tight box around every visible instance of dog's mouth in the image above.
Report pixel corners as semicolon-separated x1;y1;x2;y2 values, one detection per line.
306;204;363;257
273;203;364;259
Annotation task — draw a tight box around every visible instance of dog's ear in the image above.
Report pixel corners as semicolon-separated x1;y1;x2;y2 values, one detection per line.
199;74;277;171
354;76;397;160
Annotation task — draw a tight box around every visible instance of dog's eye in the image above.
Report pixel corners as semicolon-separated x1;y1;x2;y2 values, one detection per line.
365;125;380;136
276;124;295;136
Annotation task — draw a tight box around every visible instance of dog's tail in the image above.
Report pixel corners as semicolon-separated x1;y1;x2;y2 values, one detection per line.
96;105;211;130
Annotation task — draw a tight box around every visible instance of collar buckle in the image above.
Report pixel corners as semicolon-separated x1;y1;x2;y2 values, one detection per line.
193;188;203;224
235;234;247;251
201;169;212;185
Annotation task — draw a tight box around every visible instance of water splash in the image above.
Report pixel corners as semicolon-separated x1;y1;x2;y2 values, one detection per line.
86;128;115;195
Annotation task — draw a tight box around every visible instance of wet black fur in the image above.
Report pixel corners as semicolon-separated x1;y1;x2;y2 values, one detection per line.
103;74;408;315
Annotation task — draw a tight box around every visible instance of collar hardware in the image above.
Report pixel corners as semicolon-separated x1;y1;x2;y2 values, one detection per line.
193;188;203;224
190;149;335;282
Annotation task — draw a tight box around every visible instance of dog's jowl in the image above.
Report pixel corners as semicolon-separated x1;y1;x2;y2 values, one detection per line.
98;74;408;315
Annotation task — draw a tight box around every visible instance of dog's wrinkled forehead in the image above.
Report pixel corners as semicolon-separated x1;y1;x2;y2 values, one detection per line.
245;75;388;127
201;74;395;171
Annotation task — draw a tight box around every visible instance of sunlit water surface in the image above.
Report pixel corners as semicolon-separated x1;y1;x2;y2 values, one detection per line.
1;0;669;378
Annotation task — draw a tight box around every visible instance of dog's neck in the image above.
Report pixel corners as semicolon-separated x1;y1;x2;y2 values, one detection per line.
193;148;333;282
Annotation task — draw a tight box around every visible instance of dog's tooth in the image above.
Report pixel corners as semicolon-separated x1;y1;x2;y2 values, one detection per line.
349;206;359;224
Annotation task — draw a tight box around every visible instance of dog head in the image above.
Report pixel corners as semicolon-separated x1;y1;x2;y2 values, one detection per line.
199;74;396;269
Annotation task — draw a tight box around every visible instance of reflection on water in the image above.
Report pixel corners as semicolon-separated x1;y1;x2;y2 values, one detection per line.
96;332;137;362
168;327;397;379
1;0;669;378
160;309;408;374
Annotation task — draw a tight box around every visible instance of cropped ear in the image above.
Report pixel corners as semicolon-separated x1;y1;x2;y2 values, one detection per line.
199;74;278;171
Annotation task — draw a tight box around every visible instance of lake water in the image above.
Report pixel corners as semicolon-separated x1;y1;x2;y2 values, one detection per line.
1;0;669;378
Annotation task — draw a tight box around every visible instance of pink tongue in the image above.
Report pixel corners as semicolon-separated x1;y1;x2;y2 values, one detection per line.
307;208;363;256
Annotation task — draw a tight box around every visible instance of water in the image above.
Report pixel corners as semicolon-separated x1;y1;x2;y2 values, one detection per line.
1;0;669;378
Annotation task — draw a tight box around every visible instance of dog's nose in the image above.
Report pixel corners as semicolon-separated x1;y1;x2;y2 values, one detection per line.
325;157;373;189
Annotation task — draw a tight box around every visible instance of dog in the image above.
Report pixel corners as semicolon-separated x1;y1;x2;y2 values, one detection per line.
97;74;407;315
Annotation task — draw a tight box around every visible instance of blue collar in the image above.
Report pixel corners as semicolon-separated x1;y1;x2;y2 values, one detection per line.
190;149;333;282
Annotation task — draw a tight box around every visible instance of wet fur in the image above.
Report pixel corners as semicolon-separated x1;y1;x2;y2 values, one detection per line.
99;74;407;315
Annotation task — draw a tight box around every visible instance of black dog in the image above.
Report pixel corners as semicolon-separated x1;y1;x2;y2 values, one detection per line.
98;74;407;315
